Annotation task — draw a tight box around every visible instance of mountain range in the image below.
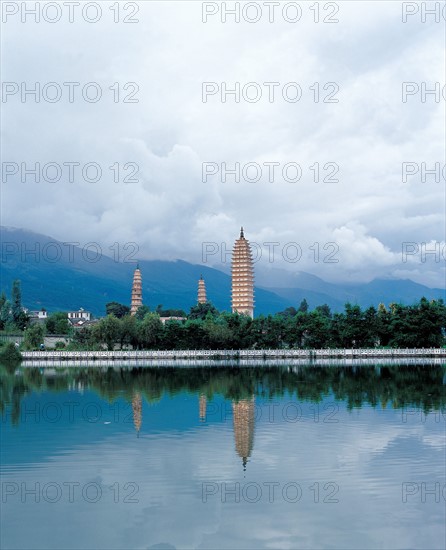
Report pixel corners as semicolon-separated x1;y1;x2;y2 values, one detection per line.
1;227;444;316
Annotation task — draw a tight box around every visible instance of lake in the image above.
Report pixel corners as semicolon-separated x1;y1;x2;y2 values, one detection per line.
1;363;445;549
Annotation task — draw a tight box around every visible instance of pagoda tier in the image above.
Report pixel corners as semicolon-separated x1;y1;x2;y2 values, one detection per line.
198;275;207;304
231;227;254;318
130;266;143;316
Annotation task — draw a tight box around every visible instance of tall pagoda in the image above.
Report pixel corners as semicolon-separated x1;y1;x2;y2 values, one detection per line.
130;265;143;316
231;227;254;318
197;275;207;304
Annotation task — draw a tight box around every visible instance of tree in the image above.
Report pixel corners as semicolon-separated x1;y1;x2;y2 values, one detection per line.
92;315;121;351
376;303;391;346
315;304;331;318
11;280;22;323
0;297;11;330
204;320;233;349
189;302;219;321
46;312;70;334
303;311;331;348
0;342;22;364
156;307;186;317
160;320;184;350
138;313;163;349
277;306;298;318
23;323;46;350
181;319;207;349
298;298;309;313
284;312;308;348
135;305;150;321
119;315;138;349
70;327;95;350
388;298;446;348
106;302;130;318
13;310;29;331
0;292;6;314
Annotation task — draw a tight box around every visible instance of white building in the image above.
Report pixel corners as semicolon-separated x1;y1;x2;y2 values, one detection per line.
67;308;91;322
27;309;48;322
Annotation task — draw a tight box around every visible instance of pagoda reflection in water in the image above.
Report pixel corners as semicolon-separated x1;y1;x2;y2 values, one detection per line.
197;393;256;469
132;392;142;437
132;390;256;468
232;396;255;471
199;393;207;422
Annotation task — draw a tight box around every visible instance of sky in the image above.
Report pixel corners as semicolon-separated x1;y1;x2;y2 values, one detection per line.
1;0;445;287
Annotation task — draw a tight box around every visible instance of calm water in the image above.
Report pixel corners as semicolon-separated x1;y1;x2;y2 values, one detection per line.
1;363;445;550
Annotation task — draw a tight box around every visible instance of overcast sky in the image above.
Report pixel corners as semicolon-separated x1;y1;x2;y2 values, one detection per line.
2;1;445;287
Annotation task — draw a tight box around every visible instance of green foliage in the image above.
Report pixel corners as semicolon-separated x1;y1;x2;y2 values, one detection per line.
46;312;70;334
13;310;29;331
92;315;121;351
46;298;446;351
119;315;138;349
0;299;12;330
0;293;6;330
23;323;46;350
189;302;219;320
138;313;163;349
11;280;22;323
0;282;29;331
278;306;297;318
315;304;331;318
106;302;130;318
0;342;23;364
70;327;94;349
135;305;150;321
156;307;186;317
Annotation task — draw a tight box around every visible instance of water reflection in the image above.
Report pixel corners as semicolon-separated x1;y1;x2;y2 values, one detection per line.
1;363;445;549
1;363;445;428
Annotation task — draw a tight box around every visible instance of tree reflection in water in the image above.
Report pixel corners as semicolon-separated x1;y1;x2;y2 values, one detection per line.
1;364;445;428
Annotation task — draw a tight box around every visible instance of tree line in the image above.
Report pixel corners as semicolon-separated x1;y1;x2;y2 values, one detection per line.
1;280;445;350
69;297;445;350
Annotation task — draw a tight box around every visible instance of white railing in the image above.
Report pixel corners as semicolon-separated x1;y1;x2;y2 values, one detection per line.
20;348;446;360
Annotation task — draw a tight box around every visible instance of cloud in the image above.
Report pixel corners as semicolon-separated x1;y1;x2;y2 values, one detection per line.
2;1;445;286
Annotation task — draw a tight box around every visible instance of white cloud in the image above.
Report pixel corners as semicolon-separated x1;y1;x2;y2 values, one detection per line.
2;1;445;286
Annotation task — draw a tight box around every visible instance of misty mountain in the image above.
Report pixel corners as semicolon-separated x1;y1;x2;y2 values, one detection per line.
0;227;290;315
1;227;444;316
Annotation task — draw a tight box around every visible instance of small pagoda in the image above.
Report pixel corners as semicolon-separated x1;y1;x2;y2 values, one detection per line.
130;265;143;316
197;275;207;304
